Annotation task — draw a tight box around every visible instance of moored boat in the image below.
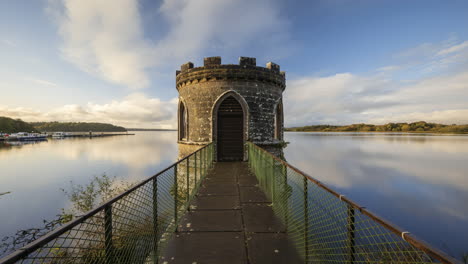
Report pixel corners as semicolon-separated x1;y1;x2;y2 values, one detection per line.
7;132;48;141
0;133;9;141
52;132;65;138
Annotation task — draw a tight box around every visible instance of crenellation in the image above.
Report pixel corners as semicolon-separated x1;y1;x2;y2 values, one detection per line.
266;62;280;72
204;56;222;66
181;62;194;71
239;56;256;67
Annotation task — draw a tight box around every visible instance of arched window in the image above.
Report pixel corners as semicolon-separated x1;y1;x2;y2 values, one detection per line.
179;101;188;140
274;100;283;140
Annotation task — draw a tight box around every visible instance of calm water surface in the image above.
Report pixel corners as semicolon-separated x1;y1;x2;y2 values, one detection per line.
0;131;467;258
284;132;468;258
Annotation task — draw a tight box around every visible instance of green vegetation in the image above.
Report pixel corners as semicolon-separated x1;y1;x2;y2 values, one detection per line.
0;192;11;197
286;121;468;134
31;121;127;132
60;174;133;216
0;117;38;133
0;174;134;257
126;128;176;131
0;116;126;133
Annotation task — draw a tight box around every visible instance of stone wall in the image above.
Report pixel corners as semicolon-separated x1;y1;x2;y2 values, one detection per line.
176;56;285;159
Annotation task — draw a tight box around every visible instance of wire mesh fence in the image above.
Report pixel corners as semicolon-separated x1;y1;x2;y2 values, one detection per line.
246;142;460;264
0;143;214;264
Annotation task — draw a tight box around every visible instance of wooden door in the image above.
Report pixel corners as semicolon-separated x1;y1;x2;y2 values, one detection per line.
217;97;244;161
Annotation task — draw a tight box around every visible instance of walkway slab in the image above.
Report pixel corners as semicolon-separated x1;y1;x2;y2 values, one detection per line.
203;177;237;184
247;233;303;264
161;162;301;263
190;195;240;210
242;203;285;232
198;184;239;196
178;210;242;232
239;186;271;203
238;176;259;186
160;232;246;264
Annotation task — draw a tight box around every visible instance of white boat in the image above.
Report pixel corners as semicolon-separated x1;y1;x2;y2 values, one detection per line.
8;132;48;141
52;132;65;138
52;132;71;138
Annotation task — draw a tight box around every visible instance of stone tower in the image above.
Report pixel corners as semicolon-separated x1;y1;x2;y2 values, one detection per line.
176;56;285;161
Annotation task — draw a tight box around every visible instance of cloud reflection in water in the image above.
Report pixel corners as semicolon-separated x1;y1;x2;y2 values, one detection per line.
284;132;468;257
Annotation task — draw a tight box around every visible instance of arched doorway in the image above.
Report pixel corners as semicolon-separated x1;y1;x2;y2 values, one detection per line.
217;96;244;161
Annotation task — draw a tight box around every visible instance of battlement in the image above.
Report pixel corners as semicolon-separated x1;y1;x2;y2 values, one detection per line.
176;56;285;89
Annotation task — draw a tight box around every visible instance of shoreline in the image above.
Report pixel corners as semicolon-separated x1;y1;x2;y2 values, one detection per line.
285;130;468;135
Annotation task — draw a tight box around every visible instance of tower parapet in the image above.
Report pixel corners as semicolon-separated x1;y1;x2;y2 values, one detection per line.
176;56;285;90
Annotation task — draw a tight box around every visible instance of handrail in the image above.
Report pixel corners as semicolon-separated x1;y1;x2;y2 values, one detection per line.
0;143;214;264
247;142;461;264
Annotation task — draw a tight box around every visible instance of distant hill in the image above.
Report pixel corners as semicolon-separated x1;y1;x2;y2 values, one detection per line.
0;116;38;133
286;121;468;133
31;122;127;132
126;128;176;131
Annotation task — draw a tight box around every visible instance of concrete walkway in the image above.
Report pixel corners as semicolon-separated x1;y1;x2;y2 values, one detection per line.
160;162;302;264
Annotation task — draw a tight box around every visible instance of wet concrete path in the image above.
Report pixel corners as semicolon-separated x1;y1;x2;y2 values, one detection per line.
160;162;302;264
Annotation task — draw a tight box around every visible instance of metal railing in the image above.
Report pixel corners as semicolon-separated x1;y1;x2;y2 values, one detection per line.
247;142;460;264
0;143;214;264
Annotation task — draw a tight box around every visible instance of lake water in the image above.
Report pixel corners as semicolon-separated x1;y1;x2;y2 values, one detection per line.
0;131;467;259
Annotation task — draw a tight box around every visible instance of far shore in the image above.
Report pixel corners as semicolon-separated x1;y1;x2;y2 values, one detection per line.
285;130;468;134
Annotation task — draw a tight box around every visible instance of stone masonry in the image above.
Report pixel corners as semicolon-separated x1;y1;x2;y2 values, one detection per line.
177;56;285;160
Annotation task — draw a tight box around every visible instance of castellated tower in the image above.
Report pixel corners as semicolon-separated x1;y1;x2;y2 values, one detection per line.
176;56;285;161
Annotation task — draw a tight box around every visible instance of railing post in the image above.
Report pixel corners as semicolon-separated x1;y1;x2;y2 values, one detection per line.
104;204;113;264
210;144;213;167
186;157;190;204
271;155;275;204
283;164;289;232
201;147;204;178
207;145;209;168
253;146;257;175
152;178;158;263
194;151;197;187
303;177;309;263
207;145;210;170
347;205;356;263
199;148;203;179
261;148;265;188
174;164;178;232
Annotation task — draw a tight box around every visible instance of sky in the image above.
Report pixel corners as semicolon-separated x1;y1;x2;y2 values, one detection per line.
0;0;468;128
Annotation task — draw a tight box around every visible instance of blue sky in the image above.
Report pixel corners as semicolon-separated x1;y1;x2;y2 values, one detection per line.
1;0;468;128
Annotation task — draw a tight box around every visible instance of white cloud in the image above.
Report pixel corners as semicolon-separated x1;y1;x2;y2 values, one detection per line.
156;0;289;59
48;0;154;89
47;0;289;89
437;40;468;56
284;39;468;126
30;78;58;87
395;39;468;75
285;73;397;125
0;39;16;47
0;93;178;129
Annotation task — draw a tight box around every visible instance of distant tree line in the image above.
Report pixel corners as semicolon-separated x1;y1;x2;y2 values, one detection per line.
126;128;176;131
0;116;38;133
31;122;127;132
0;116;127;133
286;121;468;133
